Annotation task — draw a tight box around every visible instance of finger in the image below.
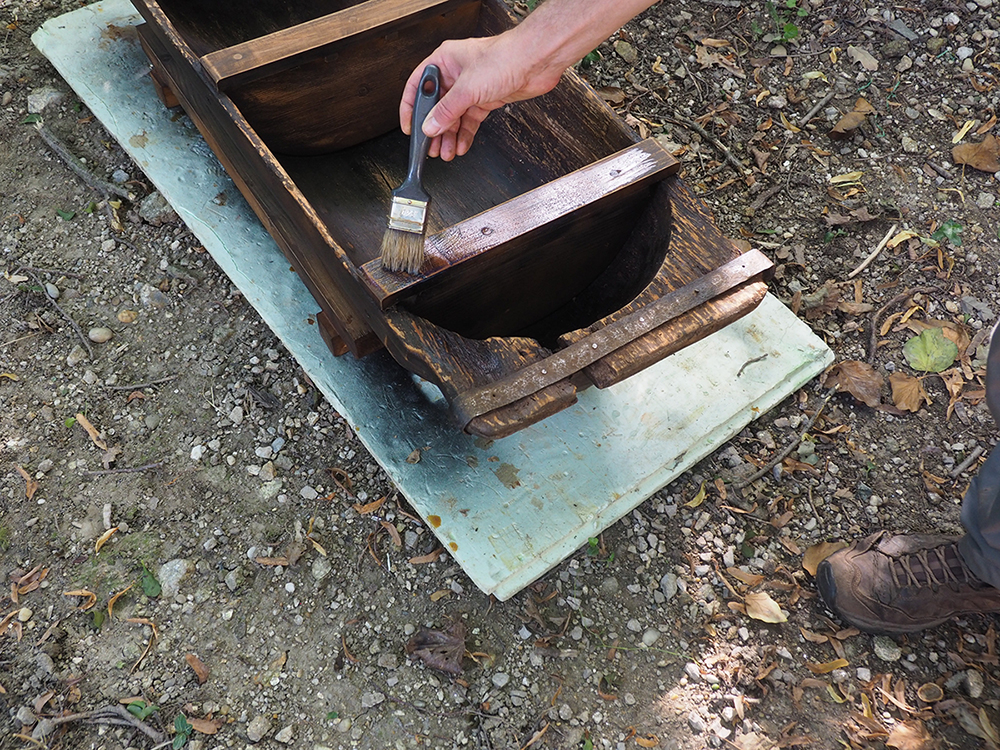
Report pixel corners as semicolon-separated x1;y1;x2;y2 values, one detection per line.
422;83;480;139
399;56;435;134
455;109;489;156
427;134;442;160
439;129;459;162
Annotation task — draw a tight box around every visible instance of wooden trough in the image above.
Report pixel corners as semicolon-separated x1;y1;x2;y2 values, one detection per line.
130;0;773;438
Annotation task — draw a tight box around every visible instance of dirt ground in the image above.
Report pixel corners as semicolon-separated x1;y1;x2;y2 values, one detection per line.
3;0;1000;748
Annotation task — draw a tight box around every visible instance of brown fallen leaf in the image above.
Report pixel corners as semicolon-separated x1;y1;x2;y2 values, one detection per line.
726;567;765;587
63;589;98;611
597;86;625;105
405;621;466;675
829;111;867;140
847;45;878;71
744;592;787;623
635;735;660;748
886;719;939;750
352;496;386;515
107;585;133;619
889;372;931;413
76;412;108;451
188;717;222;735
254;556;290;567
15;465;39;500
953;134;1000;173
380;520;402;548
95;526;119;554
186;653;209;684
805;657;849;674
802;541;848;576
409;548;443;565
823;360;883;407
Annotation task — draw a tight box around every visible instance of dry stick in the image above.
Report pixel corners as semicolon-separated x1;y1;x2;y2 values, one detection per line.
39;705;165;743
34;123;130;200
83;461;165;476
847;223;898;279
17;265;86;280
25;270;93;360
867;286;941;364
798;87;838;128
106;375;178;391
731;388;838;490
951;445;985;479
662;115;748;178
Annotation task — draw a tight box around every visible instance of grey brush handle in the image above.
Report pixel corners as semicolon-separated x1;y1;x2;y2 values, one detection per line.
397;65;441;202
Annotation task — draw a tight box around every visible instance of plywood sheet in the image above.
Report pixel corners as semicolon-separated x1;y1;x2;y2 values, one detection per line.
34;1;834;600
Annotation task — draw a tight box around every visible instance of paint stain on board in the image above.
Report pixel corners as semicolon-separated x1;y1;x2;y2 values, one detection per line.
493;463;521;489
427;515;442;528
129;131;149;149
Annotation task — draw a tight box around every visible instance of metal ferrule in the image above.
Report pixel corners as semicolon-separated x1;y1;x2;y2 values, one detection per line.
387;197;428;234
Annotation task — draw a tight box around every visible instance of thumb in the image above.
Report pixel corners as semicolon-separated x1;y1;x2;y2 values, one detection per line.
422;87;476;137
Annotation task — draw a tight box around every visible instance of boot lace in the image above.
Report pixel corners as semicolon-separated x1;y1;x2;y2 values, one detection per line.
888;542;980;592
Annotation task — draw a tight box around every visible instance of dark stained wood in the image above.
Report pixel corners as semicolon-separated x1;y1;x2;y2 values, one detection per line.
358;140;679;335
132;0;773;437
147;64;180;109
201;0;468;90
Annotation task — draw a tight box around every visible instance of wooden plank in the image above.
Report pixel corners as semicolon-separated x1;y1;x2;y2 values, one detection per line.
201;0;472;90
358;139;679;310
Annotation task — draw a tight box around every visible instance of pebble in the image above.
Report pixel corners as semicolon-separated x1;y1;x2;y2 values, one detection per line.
259;461;276;481
627;618;641;632
15;706;36;726
255;446;274;460
312;556;332;581
956;46;975;60
1;91;11;107
300;486;319;500
112;168;130;184
360;691;385;708
873;635;902;662
224;570;239;592
660;572;678;600
228;406;243;424
66;345;88;367
965;669;985;698
614;40;637;64
976;192;995;209
492;672;510;688
684;662;702;682
44;282;60;299
767;95;787;110
901;135;920;154
642;628;660;647
38;459;53;473
246;715;271;743
190;445;206;461
558;703;573;720
688;713;707;733
158;558;191;599
87;327;114;344
138;283;169;308
18;607;32;622
138;191;179;225
274;725;294;744
27;87;63;113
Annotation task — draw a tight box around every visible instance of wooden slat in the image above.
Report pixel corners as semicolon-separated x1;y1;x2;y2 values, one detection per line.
201;0;465;91
359;139;679;310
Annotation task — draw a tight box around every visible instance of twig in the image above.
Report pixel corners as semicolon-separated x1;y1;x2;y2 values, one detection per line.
106;375;177;391
663;115;748;177
798;87;838;128
732;388;838;490
950;445;985;479
847;223;897;279
25;270;93;360
83;461;165;476
737;354;768;377
16;265;86;280
34;123;130;199
867;286;941;363
925;161;954;180
747;184;785;215
39;705;165;743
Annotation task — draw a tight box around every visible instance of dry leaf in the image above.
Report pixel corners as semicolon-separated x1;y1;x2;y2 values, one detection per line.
805;658;849;674
380;520;402;547
916;683;943;703
636;736;660;748
887;719;939;750
405;621;466;675
409;548;443;564
744;592;787;623
953;120;976;144
847;45;878;71
254;556;290;567
829;111;867;140
953;134;1000;173
188;717;221;735
823;360;883;407
799;627;829;644
889;372;932;413
352;496;386;514
429;589;451;602
802;541;848;575
186;653;209;684
406;449;422;464
63;589;97;610
107;585;133;619
597;86;625;105
727;567;765;587
15;464;38;500
76;412;108;451
95;526;119;554
683;481;707;508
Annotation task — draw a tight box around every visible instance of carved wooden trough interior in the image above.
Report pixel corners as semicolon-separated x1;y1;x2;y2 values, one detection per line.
130;0;773;438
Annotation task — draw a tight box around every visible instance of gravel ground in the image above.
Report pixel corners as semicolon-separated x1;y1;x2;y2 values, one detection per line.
4;0;1000;749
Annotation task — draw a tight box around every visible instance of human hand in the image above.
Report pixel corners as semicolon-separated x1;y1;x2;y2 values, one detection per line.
399;34;564;161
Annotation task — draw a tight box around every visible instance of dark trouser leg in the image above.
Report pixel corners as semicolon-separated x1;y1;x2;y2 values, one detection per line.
960;447;1000;589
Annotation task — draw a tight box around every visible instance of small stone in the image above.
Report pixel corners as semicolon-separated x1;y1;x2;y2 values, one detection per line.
44;283;60;299
882;39;909;58
15;706;36;727
229;406;244;425
627;618;641;632
190;445;206;461
274;725;294;744
87;327;113;343
767;95;788;110
37;459;53;473
259;461;276;482
943;11;961;26
138;283;169;308
137;191;179;226
66;345;87;367
255;446;274;460
558;703;573;721
360;692;385;709
688;713;707;733
660;572;679;600
285;582;295;594
901;135;920;154
18;607;32;622
962;58;975;72
873;635;902;662
145;414;161;430
224;570;239;592
492;672;510;688
965;669;984;698
117;309;138;323
158;558;191;599
904;107;920;121
976;192;996;209
684;662;702;682
927;37;946;54
1;91;12;107
614;40;638;64
956;46;975;60
642;628;661;647
246;715;271;743
27;87;64;113
300;486;319;500
112;168;130;184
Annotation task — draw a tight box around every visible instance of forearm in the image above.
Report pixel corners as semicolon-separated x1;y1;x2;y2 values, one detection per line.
504;0;660;77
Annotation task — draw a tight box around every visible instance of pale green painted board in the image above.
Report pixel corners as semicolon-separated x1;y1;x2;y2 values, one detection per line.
34;2;834;600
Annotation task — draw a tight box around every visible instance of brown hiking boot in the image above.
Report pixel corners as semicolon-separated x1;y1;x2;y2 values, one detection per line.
816;531;1000;634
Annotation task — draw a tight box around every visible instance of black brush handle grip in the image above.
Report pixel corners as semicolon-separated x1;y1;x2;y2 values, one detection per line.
400;65;441;198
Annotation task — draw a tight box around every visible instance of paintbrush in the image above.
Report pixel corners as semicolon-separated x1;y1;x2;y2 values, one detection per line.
380;64;441;274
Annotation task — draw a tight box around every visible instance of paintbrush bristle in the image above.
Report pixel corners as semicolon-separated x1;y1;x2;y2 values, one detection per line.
380;227;426;275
